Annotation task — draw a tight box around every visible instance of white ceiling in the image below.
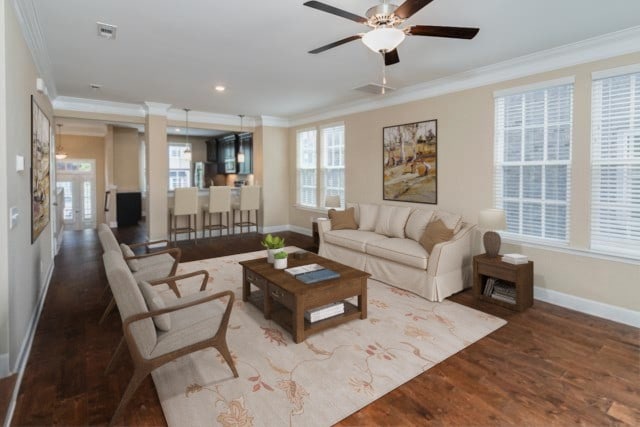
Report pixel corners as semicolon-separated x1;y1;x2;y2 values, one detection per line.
32;0;640;119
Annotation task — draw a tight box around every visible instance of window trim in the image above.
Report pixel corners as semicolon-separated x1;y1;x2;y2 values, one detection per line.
168;142;192;191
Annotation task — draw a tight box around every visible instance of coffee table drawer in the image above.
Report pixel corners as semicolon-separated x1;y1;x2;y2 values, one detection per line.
246;270;268;289
269;283;294;310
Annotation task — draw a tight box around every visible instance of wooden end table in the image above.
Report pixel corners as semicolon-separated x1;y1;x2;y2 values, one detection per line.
240;252;370;343
473;254;533;311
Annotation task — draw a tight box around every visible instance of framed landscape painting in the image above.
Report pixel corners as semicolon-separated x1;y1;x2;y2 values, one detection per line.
31;95;51;243
383;119;437;204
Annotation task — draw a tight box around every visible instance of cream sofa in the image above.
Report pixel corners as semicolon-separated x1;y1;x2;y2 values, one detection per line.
318;203;476;302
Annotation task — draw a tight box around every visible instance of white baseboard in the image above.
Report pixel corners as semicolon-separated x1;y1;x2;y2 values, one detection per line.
534;286;640;328
0;353;9;378
108;221;118;228
289;225;312;237
3;259;55;427
262;224;293;234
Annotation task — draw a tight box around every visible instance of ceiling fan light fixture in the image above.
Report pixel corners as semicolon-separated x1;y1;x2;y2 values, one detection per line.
362;27;405;53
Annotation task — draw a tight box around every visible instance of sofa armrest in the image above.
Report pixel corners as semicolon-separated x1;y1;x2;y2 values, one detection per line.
427;223;476;277
317;218;332;246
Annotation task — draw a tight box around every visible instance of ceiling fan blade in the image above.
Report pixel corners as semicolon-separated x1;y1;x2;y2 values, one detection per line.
409;25;480;39
309;35;363;54
383;49;400;66
303;1;368;24
393;0;435;20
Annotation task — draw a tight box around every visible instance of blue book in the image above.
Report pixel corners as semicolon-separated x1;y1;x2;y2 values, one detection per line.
296;268;340;284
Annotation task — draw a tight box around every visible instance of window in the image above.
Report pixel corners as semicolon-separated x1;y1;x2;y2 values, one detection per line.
296;124;345;209
591;68;640;258
168;143;191;190
494;79;574;242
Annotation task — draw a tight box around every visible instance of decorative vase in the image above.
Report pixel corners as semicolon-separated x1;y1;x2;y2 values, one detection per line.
267;248;280;264
274;257;287;270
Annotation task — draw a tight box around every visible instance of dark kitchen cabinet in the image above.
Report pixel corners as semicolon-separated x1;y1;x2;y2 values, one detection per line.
205;138;217;162
237;132;252;175
215;132;253;174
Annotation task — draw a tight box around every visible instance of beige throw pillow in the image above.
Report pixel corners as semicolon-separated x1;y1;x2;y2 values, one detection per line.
328;208;358;230
374;205;413;238
139;281;171;331
120;243;140;272
419;219;454;254
358;203;379;231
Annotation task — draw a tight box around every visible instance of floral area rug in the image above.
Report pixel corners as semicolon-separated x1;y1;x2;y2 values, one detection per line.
151;247;506;427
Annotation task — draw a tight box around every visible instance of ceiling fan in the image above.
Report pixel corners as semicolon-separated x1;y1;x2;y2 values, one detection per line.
304;0;479;66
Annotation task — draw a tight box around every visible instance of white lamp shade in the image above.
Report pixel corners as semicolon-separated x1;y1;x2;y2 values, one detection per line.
325;195;341;208
478;208;506;231
362;28;405;53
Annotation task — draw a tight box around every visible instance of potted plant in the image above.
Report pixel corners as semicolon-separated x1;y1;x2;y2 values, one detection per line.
261;234;285;263
273;251;288;269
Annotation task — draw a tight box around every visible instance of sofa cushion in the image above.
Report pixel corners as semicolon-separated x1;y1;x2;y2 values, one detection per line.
366;238;428;270
432;210;463;234
419;219;454;253
374;205;412;238
139;281;171;331
405;209;435;242
324;229;388;252
120;243;140;272
358;203;379;231
328;207;358;230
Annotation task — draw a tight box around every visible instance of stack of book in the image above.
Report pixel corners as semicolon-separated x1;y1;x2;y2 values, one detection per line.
483;278;516;304
285;263;341;284
304;302;344;322
502;253;528;264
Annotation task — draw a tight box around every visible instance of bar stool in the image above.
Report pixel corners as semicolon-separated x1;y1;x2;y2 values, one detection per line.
169;187;199;244
232;186;260;234
202;186;231;237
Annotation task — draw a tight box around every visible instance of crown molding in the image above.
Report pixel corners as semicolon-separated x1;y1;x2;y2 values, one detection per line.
167;109;258;128
12;0;57;99
56;119;108;137
256;115;290;128
289;25;640;127
144;102;172;116
54;96;146;117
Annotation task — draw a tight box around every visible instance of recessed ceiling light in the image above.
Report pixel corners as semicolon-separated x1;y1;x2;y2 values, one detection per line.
214;86;226;92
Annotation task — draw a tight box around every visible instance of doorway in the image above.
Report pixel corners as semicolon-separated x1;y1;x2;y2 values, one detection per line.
56;159;97;230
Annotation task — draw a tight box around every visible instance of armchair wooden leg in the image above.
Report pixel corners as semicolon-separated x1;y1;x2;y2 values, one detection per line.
100;283;112;300
105;337;125;375
216;340;239;378
99;297;116;325
109;368;149;427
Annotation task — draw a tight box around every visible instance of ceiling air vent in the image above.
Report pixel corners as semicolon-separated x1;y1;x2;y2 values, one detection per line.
353;83;396;95
97;22;117;39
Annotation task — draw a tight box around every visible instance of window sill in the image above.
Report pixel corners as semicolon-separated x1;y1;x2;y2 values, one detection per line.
501;235;640;265
293;204;329;215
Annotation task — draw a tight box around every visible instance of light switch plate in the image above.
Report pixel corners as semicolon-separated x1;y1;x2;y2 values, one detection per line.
16;155;24;172
9;207;19;229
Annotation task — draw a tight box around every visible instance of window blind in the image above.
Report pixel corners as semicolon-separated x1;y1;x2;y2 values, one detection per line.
296;129;317;207
321;124;345;208
494;82;573;242
591;71;640;258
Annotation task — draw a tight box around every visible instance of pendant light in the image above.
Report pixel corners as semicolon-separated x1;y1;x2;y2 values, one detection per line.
55;124;68;160
183;108;192;161
237;114;245;164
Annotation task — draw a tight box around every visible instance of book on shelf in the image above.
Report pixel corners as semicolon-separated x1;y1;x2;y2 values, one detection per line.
296;268;340;284
285;263;324;276
304;302;344;322
502;253;529;265
491;293;516;304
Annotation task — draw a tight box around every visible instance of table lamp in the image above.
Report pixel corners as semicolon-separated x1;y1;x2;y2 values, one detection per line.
478;208;506;258
325;195;341;209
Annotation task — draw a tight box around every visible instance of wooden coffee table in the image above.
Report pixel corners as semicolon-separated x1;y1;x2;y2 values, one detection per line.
239;252;370;343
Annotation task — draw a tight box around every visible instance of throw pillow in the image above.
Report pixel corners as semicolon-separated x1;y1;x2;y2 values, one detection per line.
419;219;454;254
120;243;140;272
374;205;412;238
328;207;358;230
358;203;379;231
405;209;435;242
432;210;463;234
139;281;171;331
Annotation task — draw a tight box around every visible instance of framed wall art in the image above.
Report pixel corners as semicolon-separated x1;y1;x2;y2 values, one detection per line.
31;95;51;243
383;119;437;204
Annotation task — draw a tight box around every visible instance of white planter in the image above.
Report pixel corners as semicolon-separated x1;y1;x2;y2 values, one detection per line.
274;257;287;270
267;248;280;264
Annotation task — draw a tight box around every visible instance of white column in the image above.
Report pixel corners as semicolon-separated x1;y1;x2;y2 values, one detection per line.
144;102;171;240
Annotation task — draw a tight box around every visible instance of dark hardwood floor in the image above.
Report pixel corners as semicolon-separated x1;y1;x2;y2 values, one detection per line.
7;224;640;426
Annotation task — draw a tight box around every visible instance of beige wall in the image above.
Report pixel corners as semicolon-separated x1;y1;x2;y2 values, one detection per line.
59;134;107;225
261;126;289;228
2;0;55;370
289;52;640;312
113;127;140;192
